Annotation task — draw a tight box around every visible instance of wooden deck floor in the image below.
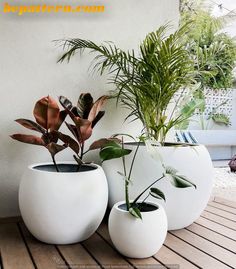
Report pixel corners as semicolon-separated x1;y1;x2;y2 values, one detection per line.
0;196;236;269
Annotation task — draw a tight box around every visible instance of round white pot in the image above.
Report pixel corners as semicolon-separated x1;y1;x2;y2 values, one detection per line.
109;201;167;258
19;162;108;244
103;144;213;230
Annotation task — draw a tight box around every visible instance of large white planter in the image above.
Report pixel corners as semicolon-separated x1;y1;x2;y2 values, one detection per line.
103;144;213;230
109;201;167;258
19;162;108;244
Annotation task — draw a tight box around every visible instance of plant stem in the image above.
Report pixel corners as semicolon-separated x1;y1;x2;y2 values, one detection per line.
127;141;140;180
121;137;130;210
132;174;165;205
141;193;150;204
51;155;59;172
80;142;84;160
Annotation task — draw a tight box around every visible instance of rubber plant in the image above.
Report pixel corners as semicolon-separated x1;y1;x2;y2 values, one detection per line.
58;93;115;166
11;93;113;172
11;96;69;171
98;136;196;219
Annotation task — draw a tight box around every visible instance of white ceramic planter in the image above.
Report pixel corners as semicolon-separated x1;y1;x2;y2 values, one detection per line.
103;144;214;230
109;201;167;258
19;162;108;244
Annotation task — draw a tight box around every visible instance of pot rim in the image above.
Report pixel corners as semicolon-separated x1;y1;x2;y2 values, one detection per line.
113;200;161;215
124;141;200;147
28;161;100;174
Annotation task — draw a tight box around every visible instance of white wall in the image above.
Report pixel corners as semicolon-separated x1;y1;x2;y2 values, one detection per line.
0;0;179;217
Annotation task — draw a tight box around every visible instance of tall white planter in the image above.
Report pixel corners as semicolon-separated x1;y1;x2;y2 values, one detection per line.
103;144;213;230
19;162;108;244
109;201;167;258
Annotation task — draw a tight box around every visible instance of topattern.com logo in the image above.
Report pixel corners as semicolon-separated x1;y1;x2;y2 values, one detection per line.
3;2;105;16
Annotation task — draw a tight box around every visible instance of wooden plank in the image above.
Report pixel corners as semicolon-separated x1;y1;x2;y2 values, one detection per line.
208;201;236;215
155;245;198;269
170;229;236;268
19;223;66;269
164;233;231;269
97;224;164;269
186;223;236;253
205;206;236;222
0;223;34;269
214;197;236;209
58;244;99;268
201;211;236;230
195;217;236;241
83;232;132;269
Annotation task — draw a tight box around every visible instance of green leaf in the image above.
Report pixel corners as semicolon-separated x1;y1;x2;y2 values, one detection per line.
129;207;142;220
99;141;132;162
212;113;230;126
170;174;196;189
150;187;166;201
165;166;178;175
165;166;196;189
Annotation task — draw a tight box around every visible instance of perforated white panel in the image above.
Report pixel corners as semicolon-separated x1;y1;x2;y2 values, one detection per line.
197;88;233;118
174;88;233;120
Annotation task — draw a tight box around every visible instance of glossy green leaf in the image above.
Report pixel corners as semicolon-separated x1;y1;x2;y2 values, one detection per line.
99;141;132;162
150;187;166;201
129;207;142;220
165;166;196;189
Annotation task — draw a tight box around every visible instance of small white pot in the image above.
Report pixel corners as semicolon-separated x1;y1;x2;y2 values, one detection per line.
108;201;167;258
103;144;213;230
19;162;108;244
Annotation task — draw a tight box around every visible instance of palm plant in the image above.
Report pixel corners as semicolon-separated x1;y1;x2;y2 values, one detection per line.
58;24;198;143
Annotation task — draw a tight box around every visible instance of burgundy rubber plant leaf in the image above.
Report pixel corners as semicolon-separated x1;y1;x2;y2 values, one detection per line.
65;122;80;141
77;93;94;119
10;134;45;146
59;96;73;110
77;119;92;142
89;138;121;150
91;111;105;128
33;96;60;131
46;142;67;157
15;119;46;134
54;110;68;131
67;117;92;143
88;95;108;123
54;131;80;154
59;96;81;124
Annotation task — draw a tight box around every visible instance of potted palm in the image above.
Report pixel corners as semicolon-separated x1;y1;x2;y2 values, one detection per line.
98;136;195;258
57;23;214;230
11;94;109;244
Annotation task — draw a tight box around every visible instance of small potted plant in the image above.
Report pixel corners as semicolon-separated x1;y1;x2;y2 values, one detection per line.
98;136;195;258
57;23;214;230
11;93;110;244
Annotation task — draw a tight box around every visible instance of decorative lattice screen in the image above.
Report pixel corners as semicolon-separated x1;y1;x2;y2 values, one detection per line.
197;88;233;118
174;88;233;120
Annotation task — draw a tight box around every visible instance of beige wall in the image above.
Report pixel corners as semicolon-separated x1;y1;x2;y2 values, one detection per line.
0;0;179;217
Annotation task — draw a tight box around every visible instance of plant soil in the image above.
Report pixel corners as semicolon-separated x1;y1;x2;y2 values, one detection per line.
33;163;97;173
118;202;158;212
